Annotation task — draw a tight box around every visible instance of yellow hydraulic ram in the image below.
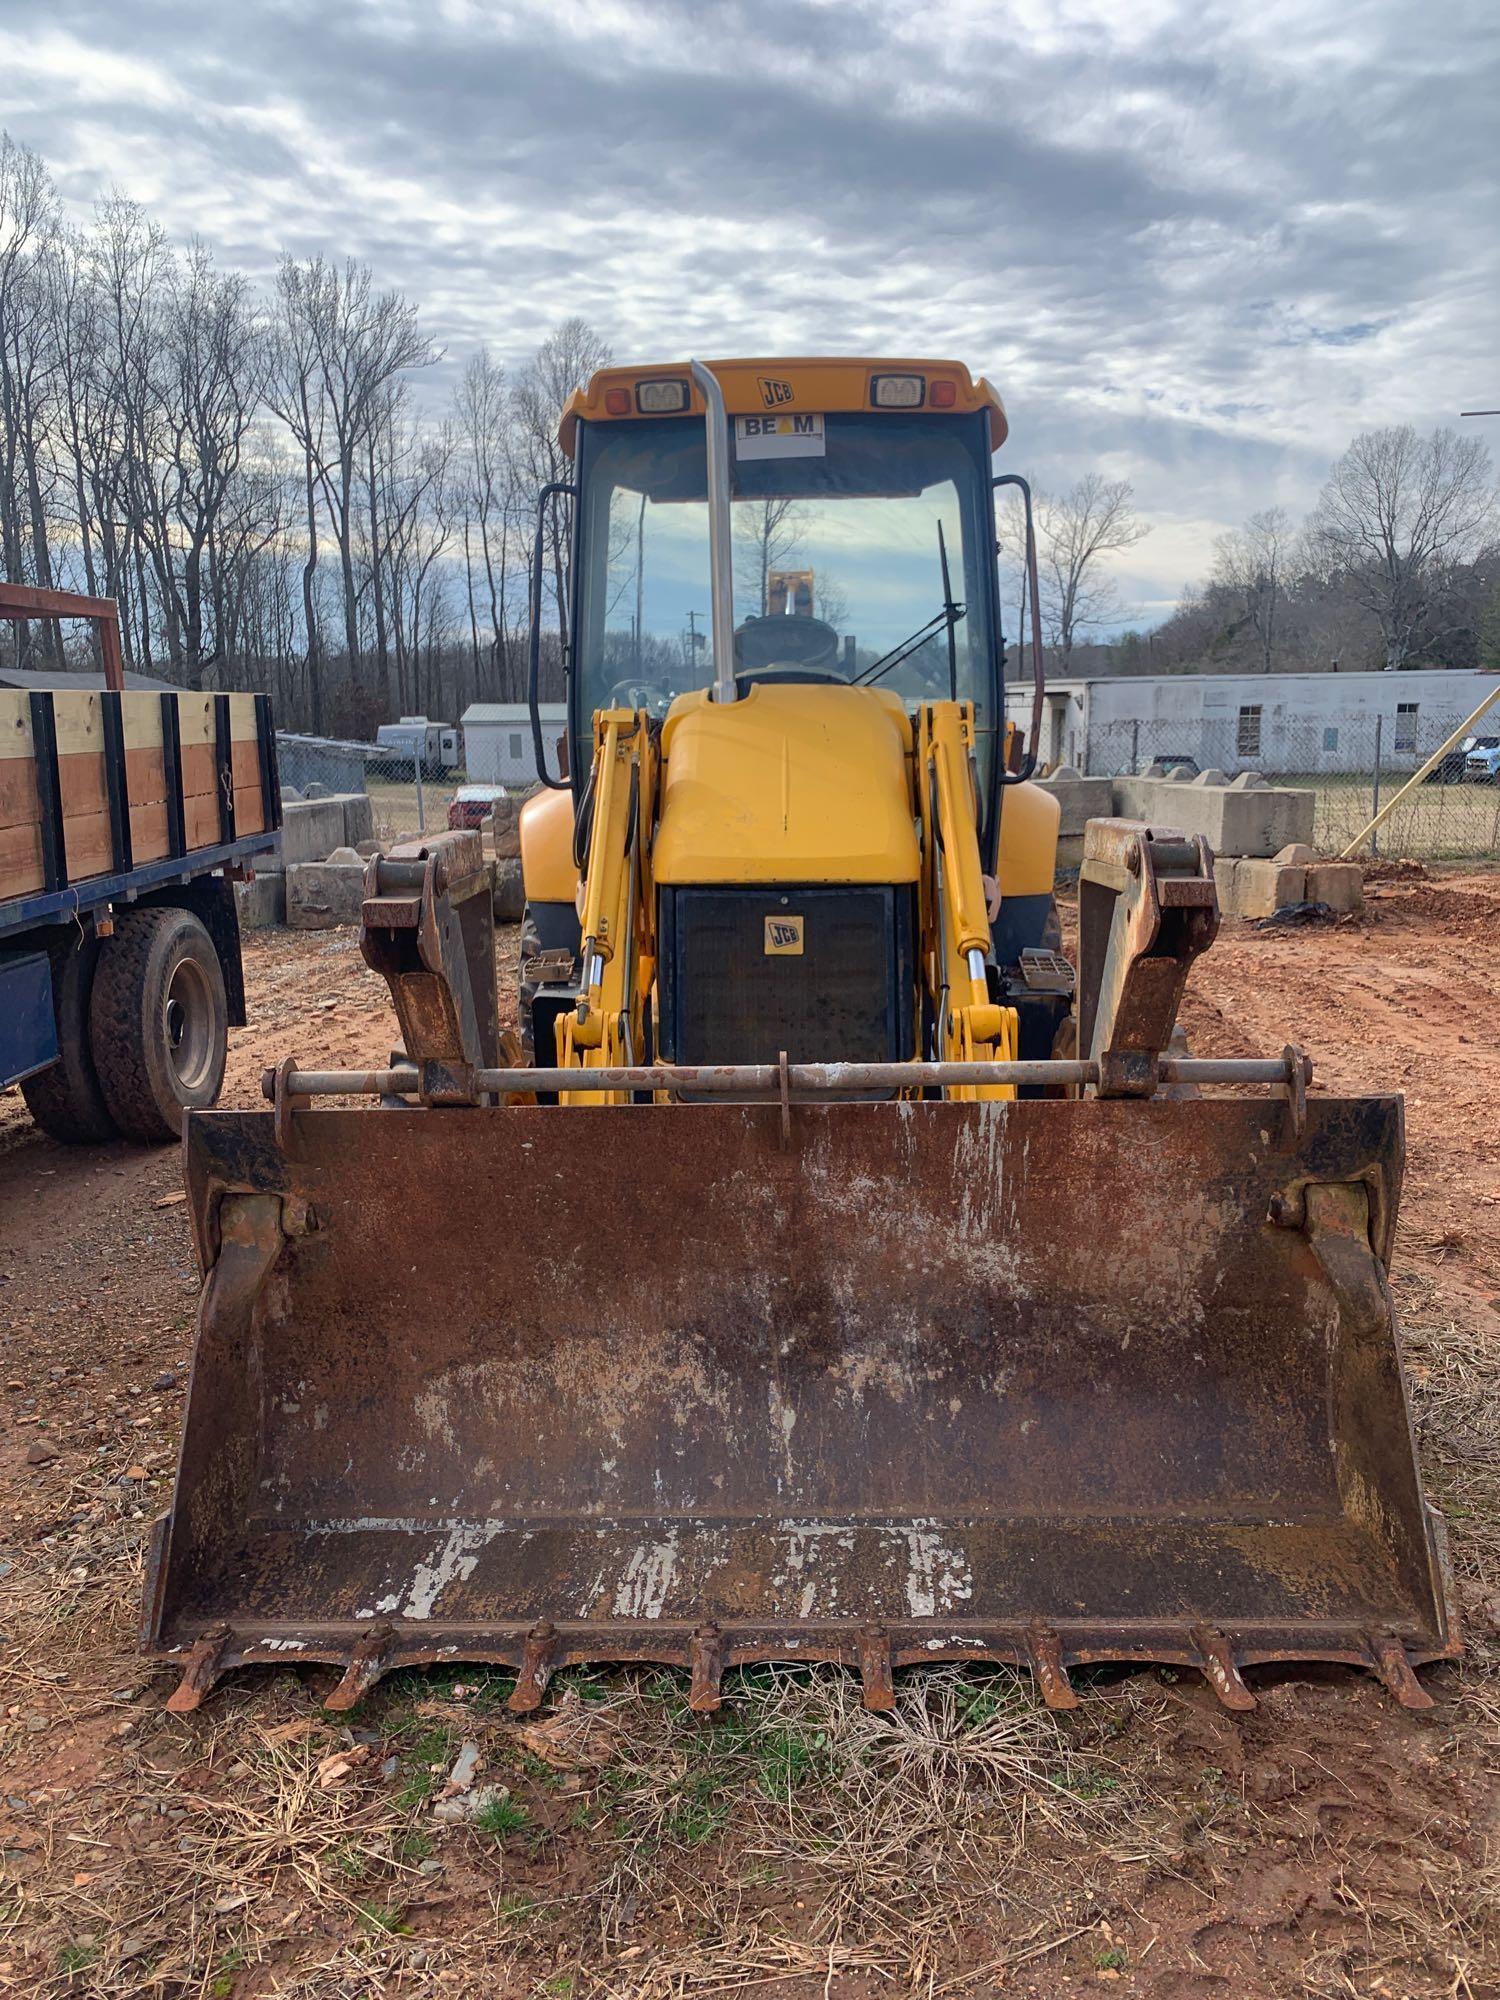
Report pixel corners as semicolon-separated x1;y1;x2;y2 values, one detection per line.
559;707;655;1102
919;700;1018;1101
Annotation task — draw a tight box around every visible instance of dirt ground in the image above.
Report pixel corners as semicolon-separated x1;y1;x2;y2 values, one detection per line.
1;873;1498;1998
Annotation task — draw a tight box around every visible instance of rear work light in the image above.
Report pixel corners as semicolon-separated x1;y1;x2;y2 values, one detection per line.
636;378;689;414
604;387;632;416
871;373;925;409
929;380;957;408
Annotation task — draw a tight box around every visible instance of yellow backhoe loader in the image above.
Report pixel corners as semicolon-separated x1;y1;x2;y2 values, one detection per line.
147;358;1456;1719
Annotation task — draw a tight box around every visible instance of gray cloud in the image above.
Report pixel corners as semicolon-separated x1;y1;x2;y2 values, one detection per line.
2;0;1496;619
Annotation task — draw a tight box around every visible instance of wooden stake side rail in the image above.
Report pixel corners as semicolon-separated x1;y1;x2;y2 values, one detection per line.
0;686;280;906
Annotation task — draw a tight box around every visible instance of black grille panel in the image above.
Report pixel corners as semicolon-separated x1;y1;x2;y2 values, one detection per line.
659;886;914;1065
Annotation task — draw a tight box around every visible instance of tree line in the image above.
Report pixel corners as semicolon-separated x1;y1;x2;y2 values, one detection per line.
0;133;607;734
1065;427;1499;680
6;129;1497;738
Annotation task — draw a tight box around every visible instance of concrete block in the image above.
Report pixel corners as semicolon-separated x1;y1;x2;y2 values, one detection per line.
1212;855;1240;908
1232;858;1305;918
1306;862;1364;914
1274;843;1317;867
492;856;524;923
1230;771;1269;790
235;870;286;929
355;839;383;859
1036;773;1116;838
337;793;375;847
285;861;368;930
1193;768;1228;787
1112;774;1314;859
279;797;349;866
489;796;521;861
303;780;330;800
327;845;363;866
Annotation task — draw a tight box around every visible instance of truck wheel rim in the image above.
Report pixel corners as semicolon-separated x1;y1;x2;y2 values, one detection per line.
164;958;214;1093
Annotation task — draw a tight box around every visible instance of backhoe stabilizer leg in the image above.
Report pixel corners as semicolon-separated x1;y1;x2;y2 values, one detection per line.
1076;818;1220;1097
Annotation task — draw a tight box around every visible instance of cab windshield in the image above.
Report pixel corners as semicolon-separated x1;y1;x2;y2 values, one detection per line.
573;411;1001;792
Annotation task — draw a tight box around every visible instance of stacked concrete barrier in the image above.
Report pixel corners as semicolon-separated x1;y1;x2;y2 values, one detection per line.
235;793;382;931
1038;767;1358;916
1041;768;1314;864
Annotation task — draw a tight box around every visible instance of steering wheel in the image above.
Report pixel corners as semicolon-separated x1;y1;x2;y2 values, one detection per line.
606;676;677;718
733;614;845;684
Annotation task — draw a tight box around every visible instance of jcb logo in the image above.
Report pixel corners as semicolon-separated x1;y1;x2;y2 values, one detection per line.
758;376;794;407
764;915;804;956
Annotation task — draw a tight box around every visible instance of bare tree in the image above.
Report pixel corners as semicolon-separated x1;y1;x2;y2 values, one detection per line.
0;135;62;665
453;346;520;695
1034;476;1149;662
734;497;809;618
1210;506;1294;674
1004;475;1149;664
511;317;612;679
148;243;269;685
269;257;331;728
1307;425;1499;670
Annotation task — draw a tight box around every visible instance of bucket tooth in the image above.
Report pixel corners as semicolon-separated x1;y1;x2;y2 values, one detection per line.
1026;1622;1079;1710
1368;1633;1435;1711
857;1626;896;1712
1191;1627;1257;1712
324;1622;396;1712
689;1623;725;1713
508;1622;556;1714
165;1625;232;1715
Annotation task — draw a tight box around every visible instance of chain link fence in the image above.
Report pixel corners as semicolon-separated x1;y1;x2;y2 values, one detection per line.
1084;712;1500;861
277;736;484;847
360;754;468;844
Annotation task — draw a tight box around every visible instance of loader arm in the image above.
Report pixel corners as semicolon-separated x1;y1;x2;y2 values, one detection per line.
558;707;655;1102
918;700;1018;1101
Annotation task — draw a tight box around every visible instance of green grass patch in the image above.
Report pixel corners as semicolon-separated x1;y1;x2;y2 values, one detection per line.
329;1840;368;1881
749;1723;832;1799
355;1900;412;1937
475;1794;531;1840
208;1945;247;1999
662;1770;731;1849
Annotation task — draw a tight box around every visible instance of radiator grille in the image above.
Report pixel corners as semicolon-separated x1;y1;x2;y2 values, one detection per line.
658;886;914;1065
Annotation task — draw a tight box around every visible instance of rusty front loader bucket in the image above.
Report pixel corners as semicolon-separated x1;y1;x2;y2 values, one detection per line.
147;1091;1456;1716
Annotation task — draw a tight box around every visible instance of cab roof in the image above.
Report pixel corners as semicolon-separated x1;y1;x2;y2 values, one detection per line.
558;357;1008;455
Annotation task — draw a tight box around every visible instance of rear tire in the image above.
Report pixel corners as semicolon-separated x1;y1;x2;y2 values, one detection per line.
20;932;119;1144
89;907;229;1142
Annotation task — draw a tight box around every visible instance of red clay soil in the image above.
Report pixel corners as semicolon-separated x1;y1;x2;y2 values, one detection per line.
0;880;1496;1997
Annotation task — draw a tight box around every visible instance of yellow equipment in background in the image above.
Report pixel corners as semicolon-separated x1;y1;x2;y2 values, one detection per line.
147;357;1456;1722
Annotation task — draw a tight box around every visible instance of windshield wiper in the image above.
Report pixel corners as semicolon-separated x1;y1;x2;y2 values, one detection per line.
853;521;967;690
853;598;967;688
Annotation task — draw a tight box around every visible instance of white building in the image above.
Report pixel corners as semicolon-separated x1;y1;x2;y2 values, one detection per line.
461;703;567;785
1007;669;1500;777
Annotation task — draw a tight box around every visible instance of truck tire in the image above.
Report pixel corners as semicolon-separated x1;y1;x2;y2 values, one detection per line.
89;907;229;1142
19;933;119;1144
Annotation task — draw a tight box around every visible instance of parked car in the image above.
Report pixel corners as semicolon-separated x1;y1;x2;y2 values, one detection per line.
1129;753;1200;778
1464;737;1500;784
447;783;507;830
1430;733;1499;783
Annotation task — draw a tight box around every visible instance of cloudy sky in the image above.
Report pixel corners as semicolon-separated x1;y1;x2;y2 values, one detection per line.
2;0;1496;626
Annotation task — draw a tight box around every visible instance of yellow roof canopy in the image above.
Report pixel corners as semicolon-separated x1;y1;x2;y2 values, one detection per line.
558;357;1008;455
